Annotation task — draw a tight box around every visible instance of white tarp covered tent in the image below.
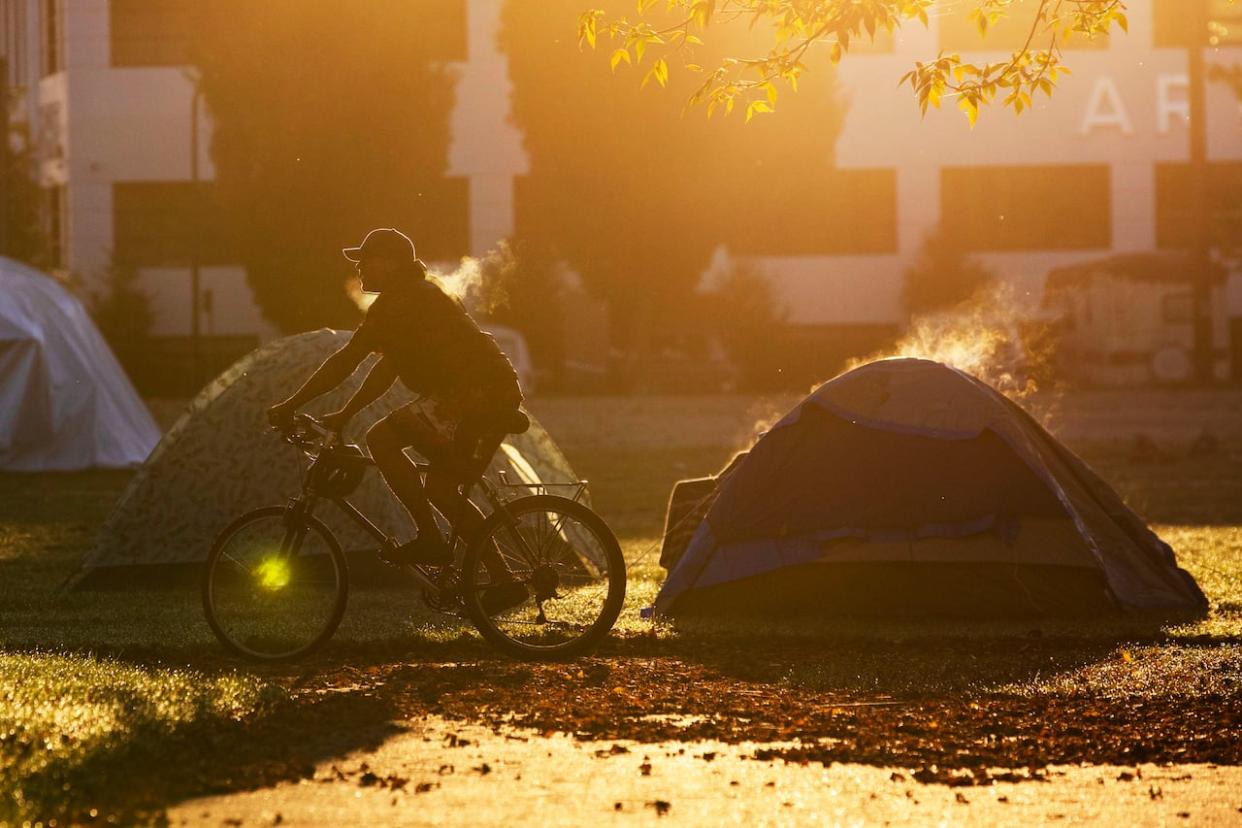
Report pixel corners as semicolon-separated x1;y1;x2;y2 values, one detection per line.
0;256;159;470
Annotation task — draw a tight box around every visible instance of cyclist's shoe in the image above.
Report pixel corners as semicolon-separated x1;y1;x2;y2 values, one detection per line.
480;581;528;616
380;534;453;567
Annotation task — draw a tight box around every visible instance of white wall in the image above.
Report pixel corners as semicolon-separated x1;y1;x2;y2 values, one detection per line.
30;0;273;339
448;0;528;257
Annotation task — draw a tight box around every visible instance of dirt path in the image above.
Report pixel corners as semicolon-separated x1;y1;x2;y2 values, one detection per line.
169;716;1242;827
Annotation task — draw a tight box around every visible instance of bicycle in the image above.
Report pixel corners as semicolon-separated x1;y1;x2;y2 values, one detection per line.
202;413;626;661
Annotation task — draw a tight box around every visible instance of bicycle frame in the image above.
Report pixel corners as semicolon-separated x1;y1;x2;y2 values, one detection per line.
283;464;472;600
287;435;590;604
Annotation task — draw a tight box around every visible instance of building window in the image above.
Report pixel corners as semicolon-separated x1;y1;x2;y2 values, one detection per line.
516;168;898;257
403;176;470;260
1161;292;1193;325
409;0;468;62
113;182;236;267
109;0;196;68
41;0;62;76
1154;161;1242;250
46;184;66;268
3;0;25;85
724;168;899;256
1154;0;1242;47
940;165;1111;252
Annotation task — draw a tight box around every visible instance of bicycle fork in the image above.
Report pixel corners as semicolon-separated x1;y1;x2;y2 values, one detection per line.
280;497;313;557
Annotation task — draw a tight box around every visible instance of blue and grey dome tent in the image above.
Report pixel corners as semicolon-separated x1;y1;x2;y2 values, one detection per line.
654;359;1206;618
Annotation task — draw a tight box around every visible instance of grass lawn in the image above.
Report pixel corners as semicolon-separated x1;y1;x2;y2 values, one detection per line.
0;391;1239;823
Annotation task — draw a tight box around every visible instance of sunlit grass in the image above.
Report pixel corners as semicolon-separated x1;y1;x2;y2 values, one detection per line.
0;393;1239;818
0;651;279;823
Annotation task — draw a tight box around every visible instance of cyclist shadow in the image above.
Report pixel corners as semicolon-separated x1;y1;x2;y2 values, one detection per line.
5;632;520;822
38;656;413;822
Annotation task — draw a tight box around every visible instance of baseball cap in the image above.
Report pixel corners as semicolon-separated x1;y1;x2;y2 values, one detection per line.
342;228;416;263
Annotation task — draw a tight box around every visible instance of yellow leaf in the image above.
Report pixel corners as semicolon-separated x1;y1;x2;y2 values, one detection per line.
610;48;631;72
958;96;978;127
654;57;669;87
745;99;772;123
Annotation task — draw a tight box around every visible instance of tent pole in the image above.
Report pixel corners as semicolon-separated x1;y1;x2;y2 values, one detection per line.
189;82;203;390
1187;0;1214;384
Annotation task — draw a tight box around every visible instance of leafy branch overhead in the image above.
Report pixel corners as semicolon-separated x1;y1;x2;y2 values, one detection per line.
577;0;1131;125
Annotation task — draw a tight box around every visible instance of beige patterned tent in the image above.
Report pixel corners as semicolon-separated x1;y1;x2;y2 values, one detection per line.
77;330;584;586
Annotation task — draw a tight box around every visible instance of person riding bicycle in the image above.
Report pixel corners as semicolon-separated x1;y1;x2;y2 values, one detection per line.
266;227;527;612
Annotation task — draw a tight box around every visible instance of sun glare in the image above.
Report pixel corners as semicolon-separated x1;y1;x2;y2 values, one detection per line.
254;556;292;590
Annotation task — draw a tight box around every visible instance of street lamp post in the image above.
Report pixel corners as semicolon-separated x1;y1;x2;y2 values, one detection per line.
189;82;203;389
1188;0;1214;384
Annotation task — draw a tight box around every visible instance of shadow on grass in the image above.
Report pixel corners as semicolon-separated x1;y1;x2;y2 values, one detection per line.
9;667;402;824
5;607;1240;821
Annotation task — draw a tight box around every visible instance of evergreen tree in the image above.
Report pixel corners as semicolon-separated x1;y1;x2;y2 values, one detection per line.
194;2;461;332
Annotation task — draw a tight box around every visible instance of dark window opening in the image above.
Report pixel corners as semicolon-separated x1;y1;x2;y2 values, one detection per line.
1161;292;1194;325
46;183;65;268
399;176;470;262
1154;161;1242;251
514;168;898;258
409;0;468;62
724;168;899;256
109;0;196;68
113;181;237;267
1154;0;1242;47
41;0;61;76
941;165;1111;252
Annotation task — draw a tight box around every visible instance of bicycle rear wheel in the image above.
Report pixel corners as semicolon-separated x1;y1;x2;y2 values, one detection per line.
203;506;348;660
461;495;626;660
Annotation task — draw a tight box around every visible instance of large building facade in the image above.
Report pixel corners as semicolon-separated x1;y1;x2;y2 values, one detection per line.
3;0;1240;376
1;0;525;342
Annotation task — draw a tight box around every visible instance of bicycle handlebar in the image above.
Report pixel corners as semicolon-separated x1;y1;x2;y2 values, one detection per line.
278;413;338;451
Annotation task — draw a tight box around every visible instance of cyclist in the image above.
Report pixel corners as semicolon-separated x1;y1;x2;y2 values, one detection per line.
266;227;527;613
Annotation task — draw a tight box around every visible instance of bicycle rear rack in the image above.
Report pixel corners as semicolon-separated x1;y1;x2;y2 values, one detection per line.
495;470;589;504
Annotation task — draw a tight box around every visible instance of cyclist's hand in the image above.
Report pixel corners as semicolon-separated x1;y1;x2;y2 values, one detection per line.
266;401;297;431
319;409;351;435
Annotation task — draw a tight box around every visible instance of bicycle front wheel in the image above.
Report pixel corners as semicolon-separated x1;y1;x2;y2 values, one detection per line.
202;506;348;660
462;495;626;660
